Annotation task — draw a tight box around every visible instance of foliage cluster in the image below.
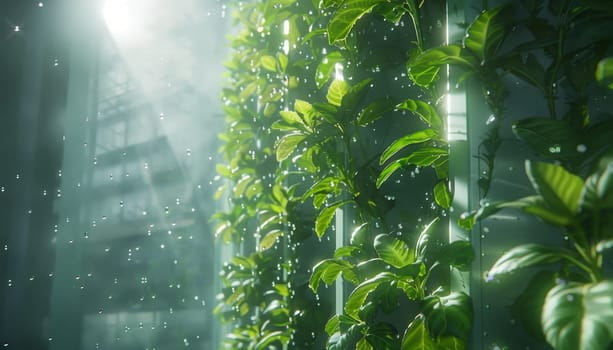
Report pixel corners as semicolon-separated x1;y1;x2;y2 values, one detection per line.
213;0;474;348
213;0;613;349
446;0;613;349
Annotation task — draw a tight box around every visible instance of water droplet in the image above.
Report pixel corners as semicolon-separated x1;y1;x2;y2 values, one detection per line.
548;144;561;153
576;144;587;153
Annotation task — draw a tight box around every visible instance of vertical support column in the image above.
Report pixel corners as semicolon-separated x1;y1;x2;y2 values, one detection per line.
48;0;99;349
446;1;484;348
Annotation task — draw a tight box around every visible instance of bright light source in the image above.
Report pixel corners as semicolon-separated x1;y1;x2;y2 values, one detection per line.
103;0;141;39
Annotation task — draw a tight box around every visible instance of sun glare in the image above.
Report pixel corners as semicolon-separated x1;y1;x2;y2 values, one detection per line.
103;0;140;39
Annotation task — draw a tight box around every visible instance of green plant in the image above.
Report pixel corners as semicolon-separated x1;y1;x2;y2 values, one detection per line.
214;0;478;348
310;217;474;348
463;160;613;349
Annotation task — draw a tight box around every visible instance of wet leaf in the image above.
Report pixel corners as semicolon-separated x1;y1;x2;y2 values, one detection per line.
276;133;306;161
488;244;577;279
377;148;447;188
345;272;396;319
259;230;283;251
542;281;613;350
310;258;355;292
401;315;437;350
374;234;414;268
396;99;443;129
526;160;583;217
260;55;278;72
502;53;546;91
439;241;474;271
315;200;353;238
463;4;511;63
434;180;451;209
327;0;386;43
408;44;476;87
380;129;440;165
316;51;344;88
358;96;396;126
327;79;351;106
580;163;613;211
421;291;472;340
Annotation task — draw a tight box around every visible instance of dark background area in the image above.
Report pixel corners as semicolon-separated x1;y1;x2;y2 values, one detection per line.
1;1;68;348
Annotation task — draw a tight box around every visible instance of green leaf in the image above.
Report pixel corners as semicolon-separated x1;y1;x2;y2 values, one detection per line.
512;118;579;158
294;99;318;126
408;44;476;87
276;133;306;161
542;281;613;350
380;129;439;165
365;322;400;349
460;195;575;230
279;110;304;126
502;53;546;91
325;315;341;336
233;174;253;198
327;79;351;107
434;180;452;209
315;200;353;238
415;217;440;261
342;78;372;109
580;163;613;211
216;163;233;177
596;57;613;89
463;4;511;63
437;336;466;350
376;158;404;188
316;51;344;88
350;222;370;246
358;96;396;126
510;270;555;342
254;331;290;350
260;55;278;72
377;148;448;188
526;160;583;217
259;229;283;251
396;99;443;129
328;323;365;350
421;291;473;340
335;245;361;258
401;315;438;350
302;28;327;43
487;244;578;280
439;241;474;271
345;272;396;319
214;221;233;243
327;0;386;43
357;337;373;350
374;234;414;268
239;82;257;101
302;176;342;201
310;258;355;292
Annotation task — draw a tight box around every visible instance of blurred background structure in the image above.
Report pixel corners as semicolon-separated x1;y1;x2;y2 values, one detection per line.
0;0;229;348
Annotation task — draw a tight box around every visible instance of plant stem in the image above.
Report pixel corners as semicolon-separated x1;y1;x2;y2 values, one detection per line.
404;1;424;52
546;1;571;120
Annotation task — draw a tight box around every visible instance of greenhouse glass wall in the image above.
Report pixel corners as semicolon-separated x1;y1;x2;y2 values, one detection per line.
1;0;612;349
